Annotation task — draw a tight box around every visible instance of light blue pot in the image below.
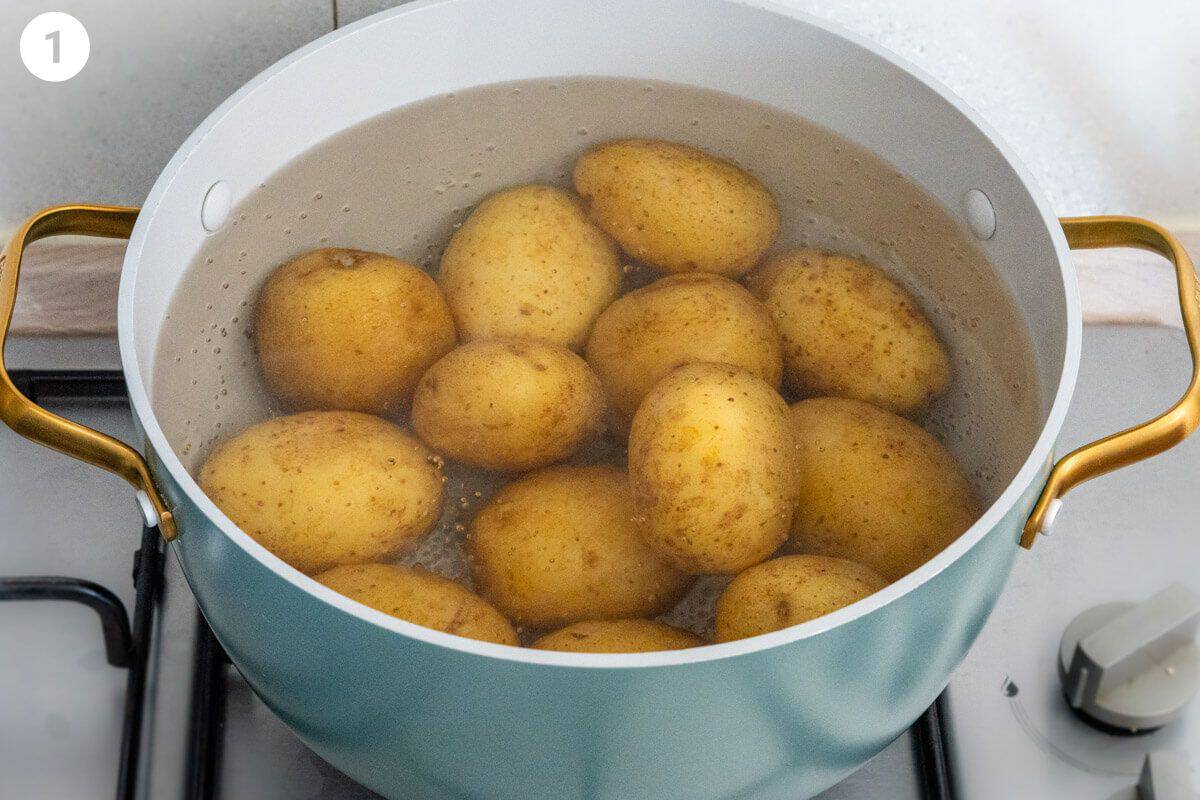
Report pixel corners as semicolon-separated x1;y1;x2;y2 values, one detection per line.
164;460;1041;800
5;1;1197;798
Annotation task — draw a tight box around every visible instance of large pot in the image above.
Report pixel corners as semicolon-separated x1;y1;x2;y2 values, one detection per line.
2;2;1198;798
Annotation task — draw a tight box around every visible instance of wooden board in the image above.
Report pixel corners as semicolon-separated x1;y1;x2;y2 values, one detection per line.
8;232;1199;336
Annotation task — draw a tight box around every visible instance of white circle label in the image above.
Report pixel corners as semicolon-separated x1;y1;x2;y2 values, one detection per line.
20;12;90;82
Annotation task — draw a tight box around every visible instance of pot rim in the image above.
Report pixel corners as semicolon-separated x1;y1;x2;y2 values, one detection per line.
117;0;1082;670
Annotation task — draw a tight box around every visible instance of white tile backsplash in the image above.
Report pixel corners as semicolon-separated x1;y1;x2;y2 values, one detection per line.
0;0;334;234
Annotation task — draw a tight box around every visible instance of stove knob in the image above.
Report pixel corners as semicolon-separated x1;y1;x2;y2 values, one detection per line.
1058;583;1200;733
1109;752;1196;800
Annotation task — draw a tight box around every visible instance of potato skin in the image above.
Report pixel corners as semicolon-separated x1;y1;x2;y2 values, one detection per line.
786;397;980;580
574;138;779;277
255;248;456;415
316;563;517;646
469;465;691;628
746;249;951;416
585;273;783;432
533;619;705;653
411;339;606;471
715;555;887;642
628;363;798;575
438;185;623;349
198;412;444;574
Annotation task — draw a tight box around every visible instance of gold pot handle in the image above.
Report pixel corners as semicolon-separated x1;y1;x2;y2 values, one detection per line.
0;204;177;540
1022;215;1200;548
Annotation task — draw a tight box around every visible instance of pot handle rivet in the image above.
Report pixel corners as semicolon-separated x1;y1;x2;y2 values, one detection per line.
201;180;232;233
135;489;161;528
963;188;996;240
1037;497;1063;537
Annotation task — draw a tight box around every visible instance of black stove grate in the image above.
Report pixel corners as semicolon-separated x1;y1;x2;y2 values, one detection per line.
0;369;957;800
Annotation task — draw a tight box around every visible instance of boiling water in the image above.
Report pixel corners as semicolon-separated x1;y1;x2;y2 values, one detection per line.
153;77;1042;640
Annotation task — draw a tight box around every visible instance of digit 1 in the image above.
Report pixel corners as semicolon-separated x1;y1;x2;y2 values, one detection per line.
46;29;60;63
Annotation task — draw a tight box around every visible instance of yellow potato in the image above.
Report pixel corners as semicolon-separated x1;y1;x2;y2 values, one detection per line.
533;619;705;653
199;411;444;574
747;249;950;416
585;273;783;432
438;185;623;349
469;465;691;628
714;555;887;642
574;138;779;277
255;248;456;415
628;363;798;574
316;563;517;646
411;339;606;471
786;397;980;580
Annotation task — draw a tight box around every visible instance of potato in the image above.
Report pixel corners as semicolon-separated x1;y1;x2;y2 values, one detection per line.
585;273;783;432
199;411;444;574
533;619;705;653
714;555;887;642
786;397;980;580
628;363;798;574
256;248;456;416
438;185;623;349
574;138;779;277
469;465;691;628
746;249;950;416
411;339;606;471
316;563;517;646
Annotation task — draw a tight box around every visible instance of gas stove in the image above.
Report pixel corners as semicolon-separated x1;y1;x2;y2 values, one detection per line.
1;324;1196;800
